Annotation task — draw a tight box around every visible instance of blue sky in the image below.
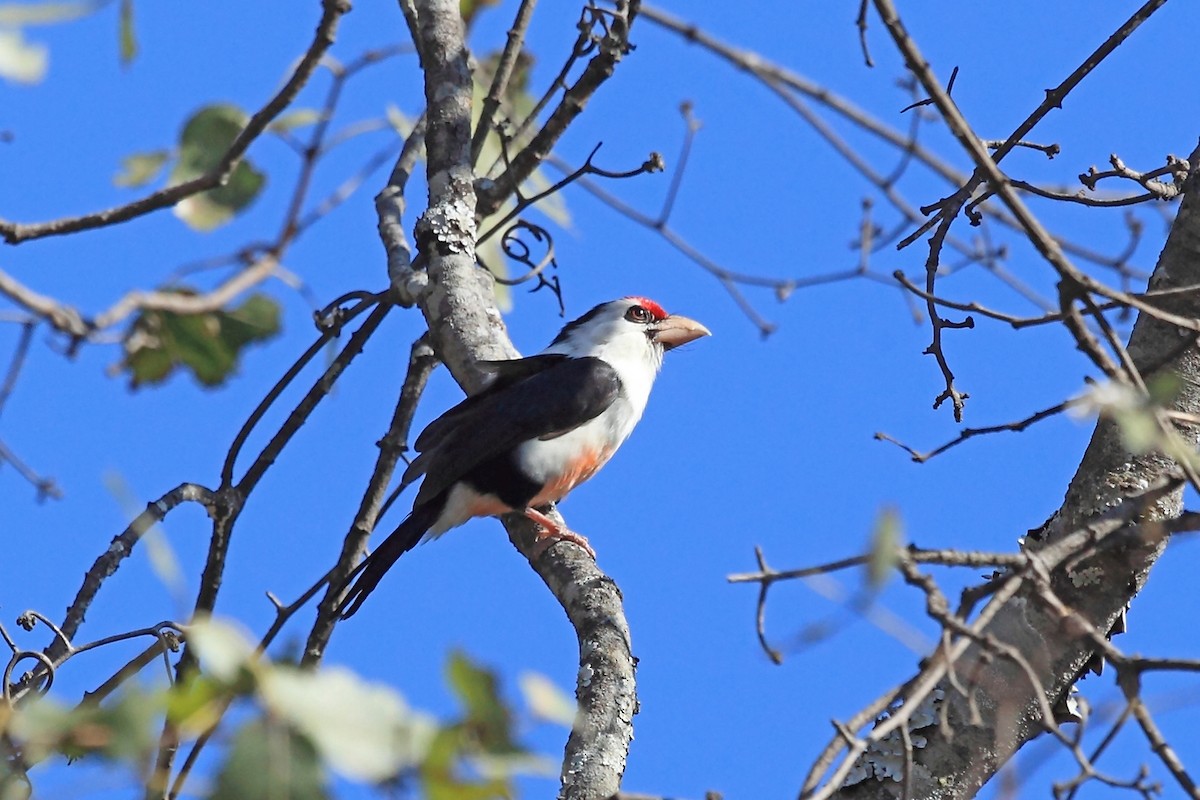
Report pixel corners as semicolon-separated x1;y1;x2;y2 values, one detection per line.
3;1;1200;798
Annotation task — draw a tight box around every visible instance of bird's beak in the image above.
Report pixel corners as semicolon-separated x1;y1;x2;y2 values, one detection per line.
652;314;711;351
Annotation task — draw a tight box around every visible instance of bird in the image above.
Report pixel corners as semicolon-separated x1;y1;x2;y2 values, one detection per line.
338;296;710;618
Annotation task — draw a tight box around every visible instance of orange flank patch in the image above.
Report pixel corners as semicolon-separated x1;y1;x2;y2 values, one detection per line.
529;447;613;507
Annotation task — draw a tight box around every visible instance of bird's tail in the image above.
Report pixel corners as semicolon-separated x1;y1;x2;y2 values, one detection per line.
339;501;441;618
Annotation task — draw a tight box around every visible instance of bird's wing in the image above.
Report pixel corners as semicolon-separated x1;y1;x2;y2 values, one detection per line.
405;356;622;504
413;354;571;453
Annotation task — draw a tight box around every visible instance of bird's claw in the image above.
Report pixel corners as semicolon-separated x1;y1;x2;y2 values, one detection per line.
523;507;596;558
534;527;596;558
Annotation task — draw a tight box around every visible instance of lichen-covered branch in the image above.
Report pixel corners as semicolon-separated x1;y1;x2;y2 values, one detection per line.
829;145;1200;800
396;3;637;796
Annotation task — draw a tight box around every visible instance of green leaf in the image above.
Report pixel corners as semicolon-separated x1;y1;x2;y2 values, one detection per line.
446;650;517;754
173;160;265;230
117;0;136;64
421;729;510;800
1147;371;1182;405
114;149;170;188
218;293;282;349
119;291;281;389
166;672;228;735
170;104;265;230
171;104;246;177
866;507;903;589
259;666;433;782
210;718;327;800
0;29;47;84
268;108;322;134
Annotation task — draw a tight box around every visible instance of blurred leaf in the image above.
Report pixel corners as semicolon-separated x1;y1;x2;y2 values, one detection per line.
471;52;569;312
471;751;557;779
1147;371;1182;405
0;1;93;26
517;672;576;727
117;0;135;64
867;507;903;589
459;0;499;28
0;29;46;84
10;689;158;764
119;291;281;388
114;149;169;187
210;718;327;800
166;672;228;735
102;470;185;600
170;104;265;230
521;168;570;227
188;617;257;683
475;235;511;312
1114;406;1160;453
0;764;28;800
173;160;264;230
260;666;433;782
171;104;246;177
421;729;510;800
385;103;412;135
446;650;516;754
268;108;322;134
474;50;533;118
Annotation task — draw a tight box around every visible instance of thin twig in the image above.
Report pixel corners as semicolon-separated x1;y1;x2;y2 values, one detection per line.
0;0;352;244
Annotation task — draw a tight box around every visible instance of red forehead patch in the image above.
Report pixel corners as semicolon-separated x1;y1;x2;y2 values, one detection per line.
624;296;667;320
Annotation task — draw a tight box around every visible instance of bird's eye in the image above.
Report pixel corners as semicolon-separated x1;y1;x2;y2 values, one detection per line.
625;305;652;324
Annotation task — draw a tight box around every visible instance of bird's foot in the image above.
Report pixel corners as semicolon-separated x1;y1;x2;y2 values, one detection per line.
523;507;596;558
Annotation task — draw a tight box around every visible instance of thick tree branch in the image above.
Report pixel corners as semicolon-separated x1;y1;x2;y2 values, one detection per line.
398;3;636;797
831;145;1200;800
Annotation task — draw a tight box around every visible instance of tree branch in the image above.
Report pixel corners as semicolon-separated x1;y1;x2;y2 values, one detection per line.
402;3;636;796
830;144;1200;799
476;1;639;219
0;0;351;245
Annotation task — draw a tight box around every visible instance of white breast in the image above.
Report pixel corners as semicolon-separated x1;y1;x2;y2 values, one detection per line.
522;322;662;505
515;391;642;503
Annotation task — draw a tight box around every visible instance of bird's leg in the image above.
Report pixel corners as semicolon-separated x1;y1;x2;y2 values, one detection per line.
523;507;596;558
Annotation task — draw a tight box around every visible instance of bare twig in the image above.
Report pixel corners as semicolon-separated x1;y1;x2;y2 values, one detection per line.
875;399;1074;463
471;0;539;164
0;0;352;244
477;0;640;218
4;484;213;705
301;334;439;666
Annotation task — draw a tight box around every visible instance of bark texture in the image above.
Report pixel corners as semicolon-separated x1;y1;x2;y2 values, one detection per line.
835;140;1200;799
398;4;637;797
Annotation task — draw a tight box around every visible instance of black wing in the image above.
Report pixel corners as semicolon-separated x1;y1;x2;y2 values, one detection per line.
414;354;570;454
404;356;621;505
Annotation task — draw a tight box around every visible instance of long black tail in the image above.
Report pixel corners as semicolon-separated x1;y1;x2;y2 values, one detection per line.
339;501;441;618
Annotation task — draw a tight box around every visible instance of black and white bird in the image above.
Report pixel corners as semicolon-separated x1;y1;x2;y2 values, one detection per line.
339;297;710;618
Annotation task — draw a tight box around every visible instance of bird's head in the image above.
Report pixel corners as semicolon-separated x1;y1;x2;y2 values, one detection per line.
545;297;710;371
